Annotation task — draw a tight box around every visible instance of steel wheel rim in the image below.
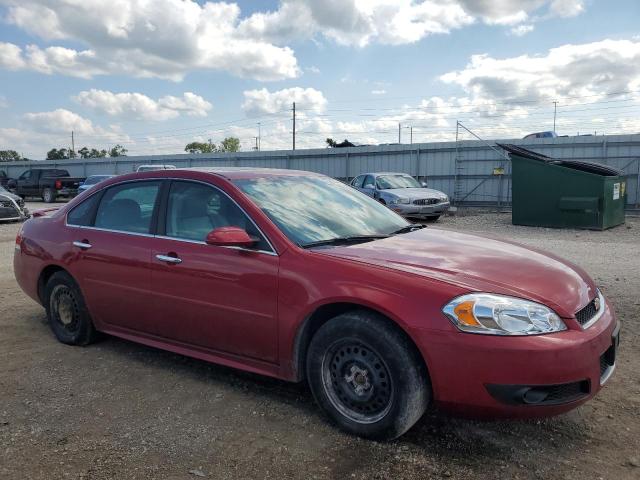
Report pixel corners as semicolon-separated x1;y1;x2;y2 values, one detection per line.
50;285;80;333
321;339;394;424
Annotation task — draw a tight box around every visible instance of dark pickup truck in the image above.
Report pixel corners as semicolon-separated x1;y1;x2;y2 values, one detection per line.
0;170;10;188
10;169;85;203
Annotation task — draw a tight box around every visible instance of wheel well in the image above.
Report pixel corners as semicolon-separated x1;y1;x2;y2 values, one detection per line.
37;265;67;304
292;303;428;383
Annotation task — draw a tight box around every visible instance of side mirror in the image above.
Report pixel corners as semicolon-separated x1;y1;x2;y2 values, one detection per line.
206;226;255;247
421;182;428;187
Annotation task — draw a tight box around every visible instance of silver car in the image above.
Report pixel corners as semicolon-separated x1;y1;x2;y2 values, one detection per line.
350;172;450;220
0;185;29;221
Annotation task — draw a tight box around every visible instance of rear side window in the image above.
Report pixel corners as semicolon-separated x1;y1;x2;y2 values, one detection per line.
67;194;101;226
95;181;161;234
165;181;270;250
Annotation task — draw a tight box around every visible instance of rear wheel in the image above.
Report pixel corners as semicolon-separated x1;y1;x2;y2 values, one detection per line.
44;271;98;346
306;311;430;440
42;188;56;203
424;215;440;222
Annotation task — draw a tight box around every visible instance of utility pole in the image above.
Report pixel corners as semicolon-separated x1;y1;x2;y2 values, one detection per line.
292;102;296;150
398;123;401;143
254;137;259;150
258;122;261;151
410;126;413;145
71;131;75;157
553;101;558;132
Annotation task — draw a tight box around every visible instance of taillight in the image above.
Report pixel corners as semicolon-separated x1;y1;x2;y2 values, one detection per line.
15;229;23;252
55;180;62;189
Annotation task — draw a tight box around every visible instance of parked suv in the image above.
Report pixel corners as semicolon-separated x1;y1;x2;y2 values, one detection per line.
351;172;450;220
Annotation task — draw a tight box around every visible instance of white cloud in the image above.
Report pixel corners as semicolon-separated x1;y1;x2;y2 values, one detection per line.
510;24;535;36
0;0;299;81
74;89;212;121
238;1;586;46
239;0;475;47
371;89;387;95
24;109;99;135
305;65;321;74
242;87;327;115
441;39;640;106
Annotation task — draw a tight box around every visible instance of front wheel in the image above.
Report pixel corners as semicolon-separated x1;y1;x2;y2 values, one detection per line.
42;188;57;203
306;311;430;440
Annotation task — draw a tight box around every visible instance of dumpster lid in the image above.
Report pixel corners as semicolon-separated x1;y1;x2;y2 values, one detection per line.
498;144;623;176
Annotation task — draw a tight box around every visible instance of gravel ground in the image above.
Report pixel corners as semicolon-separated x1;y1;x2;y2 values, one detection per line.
1;201;639;480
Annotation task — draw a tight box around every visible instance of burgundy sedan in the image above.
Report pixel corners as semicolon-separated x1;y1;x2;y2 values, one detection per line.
14;168;619;439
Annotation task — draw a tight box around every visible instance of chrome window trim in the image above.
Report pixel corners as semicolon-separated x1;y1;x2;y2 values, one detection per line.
65;176;278;256
580;289;606;330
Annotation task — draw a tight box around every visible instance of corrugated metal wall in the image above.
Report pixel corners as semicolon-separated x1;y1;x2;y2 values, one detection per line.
2;134;639;207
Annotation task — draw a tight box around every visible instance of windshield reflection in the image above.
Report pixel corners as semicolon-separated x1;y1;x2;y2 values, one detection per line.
235;176;409;246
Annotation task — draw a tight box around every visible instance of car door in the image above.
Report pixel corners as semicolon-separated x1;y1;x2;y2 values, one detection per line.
65;180;161;334
16;170;35;195
150;180;280;363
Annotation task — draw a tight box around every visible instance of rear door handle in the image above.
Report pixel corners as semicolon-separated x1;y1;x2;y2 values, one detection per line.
156;254;182;264
73;240;92;250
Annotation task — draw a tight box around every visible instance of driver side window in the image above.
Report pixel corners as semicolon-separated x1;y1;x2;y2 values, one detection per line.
19;171;31;180
363;175;375;188
165;181;270;251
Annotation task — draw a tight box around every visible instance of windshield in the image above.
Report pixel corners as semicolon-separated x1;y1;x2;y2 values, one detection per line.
377;175;421;189
234;176;409;246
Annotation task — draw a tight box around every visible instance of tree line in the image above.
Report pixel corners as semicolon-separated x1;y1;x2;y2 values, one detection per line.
0;137;241;163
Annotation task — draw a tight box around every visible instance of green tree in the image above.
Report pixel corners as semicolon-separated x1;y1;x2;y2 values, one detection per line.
326;138;338;148
219;137;240;152
109;144;128;157
185;141;217;154
0;150;21;162
78;147;108;158
46;148;71;160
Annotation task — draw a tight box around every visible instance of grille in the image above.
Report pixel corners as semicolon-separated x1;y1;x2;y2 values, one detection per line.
575;298;598;326
542;381;589;403
600;343;616;381
413;198;439;206
17;198;25;207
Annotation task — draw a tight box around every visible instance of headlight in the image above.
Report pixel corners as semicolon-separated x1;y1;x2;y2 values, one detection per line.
441;195;449;202
390;197;410;205
443;293;566;335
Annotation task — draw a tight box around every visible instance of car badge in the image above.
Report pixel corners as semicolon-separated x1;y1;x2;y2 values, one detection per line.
593;296;600;311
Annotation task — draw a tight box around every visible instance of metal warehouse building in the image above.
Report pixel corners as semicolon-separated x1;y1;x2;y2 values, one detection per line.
2;133;639;208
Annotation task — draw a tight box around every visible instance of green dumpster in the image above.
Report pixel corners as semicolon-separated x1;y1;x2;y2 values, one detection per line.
499;144;626;230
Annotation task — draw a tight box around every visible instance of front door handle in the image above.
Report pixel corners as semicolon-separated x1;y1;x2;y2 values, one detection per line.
73;240;92;250
156;254;182;264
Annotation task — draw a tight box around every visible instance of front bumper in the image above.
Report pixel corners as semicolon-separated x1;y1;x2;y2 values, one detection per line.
0;202;29;222
390;201;450;217
414;300;618;418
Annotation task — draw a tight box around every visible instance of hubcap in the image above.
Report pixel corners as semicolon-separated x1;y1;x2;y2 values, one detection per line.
321;341;393;424
50;285;79;332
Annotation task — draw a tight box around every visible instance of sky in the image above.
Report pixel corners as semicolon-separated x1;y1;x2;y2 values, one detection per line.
1;0;640;159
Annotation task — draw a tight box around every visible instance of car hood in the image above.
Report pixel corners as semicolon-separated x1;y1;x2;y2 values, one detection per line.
381;187;446;199
318;228;595;318
0;191;21;202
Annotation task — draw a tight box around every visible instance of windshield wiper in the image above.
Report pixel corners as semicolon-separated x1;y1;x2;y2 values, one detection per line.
392;224;426;235
301;235;389;249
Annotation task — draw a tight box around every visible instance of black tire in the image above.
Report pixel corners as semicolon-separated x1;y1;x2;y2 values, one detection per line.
43;188;56;203
378;198;386;205
44;271;98;346
425;215;440;222
306;311;430;440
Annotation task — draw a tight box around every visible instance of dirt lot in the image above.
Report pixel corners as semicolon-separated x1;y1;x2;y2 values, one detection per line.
1;202;639;480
